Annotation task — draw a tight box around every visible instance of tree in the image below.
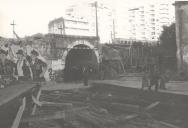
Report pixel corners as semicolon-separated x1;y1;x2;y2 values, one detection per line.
159;23;177;71
160;23;177;57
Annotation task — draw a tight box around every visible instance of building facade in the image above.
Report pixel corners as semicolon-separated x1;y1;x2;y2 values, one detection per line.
48;1;115;43
48;17;92;36
128;1;175;41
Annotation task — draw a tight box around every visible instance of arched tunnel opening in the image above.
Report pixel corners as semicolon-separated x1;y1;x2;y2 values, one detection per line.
64;44;98;82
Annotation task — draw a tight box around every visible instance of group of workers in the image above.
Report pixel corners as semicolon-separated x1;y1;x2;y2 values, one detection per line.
141;64;170;91
0;47;47;86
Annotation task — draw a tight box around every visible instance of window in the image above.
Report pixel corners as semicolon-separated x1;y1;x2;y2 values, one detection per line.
160;13;168;15
160;4;168;6
160;8;168;10
151;18;155;22
140;11;144;14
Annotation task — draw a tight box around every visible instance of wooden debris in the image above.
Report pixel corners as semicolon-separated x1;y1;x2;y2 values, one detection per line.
32;94;73;108
22;107;89;123
41;101;73;108
89;105;109;114
29;83;181;128
75;111;104;128
159;121;181;128
22;111;65;123
32;95;42;107
115;101;160;123
32;88;42;115
89;111;116;126
145;101;160;111
116;114;138;122
11;97;26;128
110;102;140;113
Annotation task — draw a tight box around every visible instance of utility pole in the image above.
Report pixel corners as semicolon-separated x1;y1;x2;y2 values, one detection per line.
94;1;99;37
62;18;66;35
10;20;16;38
113;19;116;39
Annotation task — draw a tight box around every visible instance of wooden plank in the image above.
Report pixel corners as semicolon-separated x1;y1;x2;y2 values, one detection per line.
116;114;138;122
0;82;36;106
11;97;26;128
22;111;65;123
22;106;89;123
31;87;42;115
41;101;73;107
116;101;160;122
159;121;181;128
145;101;160;110
32;95;73;107
110;102;140;113
32;95;42;107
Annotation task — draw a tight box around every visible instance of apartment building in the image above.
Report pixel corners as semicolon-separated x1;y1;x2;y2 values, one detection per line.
64;1;115;43
128;2;174;41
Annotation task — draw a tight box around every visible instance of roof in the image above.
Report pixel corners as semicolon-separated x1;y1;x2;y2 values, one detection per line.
45;33;99;40
48;16;88;27
48;17;64;27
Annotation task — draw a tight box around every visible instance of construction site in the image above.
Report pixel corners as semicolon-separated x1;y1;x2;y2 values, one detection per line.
0;30;188;128
1;1;188;128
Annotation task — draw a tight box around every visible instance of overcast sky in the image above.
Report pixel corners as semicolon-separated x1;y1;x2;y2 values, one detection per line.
0;0;174;38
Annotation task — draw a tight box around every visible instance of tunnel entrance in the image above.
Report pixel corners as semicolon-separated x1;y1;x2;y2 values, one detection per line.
64;44;98;82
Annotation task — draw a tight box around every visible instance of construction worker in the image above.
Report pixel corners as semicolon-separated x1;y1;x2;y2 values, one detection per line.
141;71;150;90
15;49;31;81
29;50;47;82
149;65;160;91
82;66;89;86
159;70;170;90
0;49;16;87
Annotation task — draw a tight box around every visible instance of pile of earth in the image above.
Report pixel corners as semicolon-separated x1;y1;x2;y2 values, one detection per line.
100;45;124;79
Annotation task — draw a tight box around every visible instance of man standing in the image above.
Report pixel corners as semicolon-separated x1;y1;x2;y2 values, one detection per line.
149;65;160;91
82;66;89;86
29;50;47;82
16;49;31;81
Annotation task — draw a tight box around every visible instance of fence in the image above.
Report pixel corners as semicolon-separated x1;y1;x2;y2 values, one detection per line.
107;40;160;72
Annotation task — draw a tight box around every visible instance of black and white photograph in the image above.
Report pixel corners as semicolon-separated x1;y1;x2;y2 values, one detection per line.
0;0;188;128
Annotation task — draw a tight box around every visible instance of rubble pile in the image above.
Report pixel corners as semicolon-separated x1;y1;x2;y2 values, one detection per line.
26;87;179;128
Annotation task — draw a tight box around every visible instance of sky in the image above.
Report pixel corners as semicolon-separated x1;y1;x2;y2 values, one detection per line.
0;0;174;38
